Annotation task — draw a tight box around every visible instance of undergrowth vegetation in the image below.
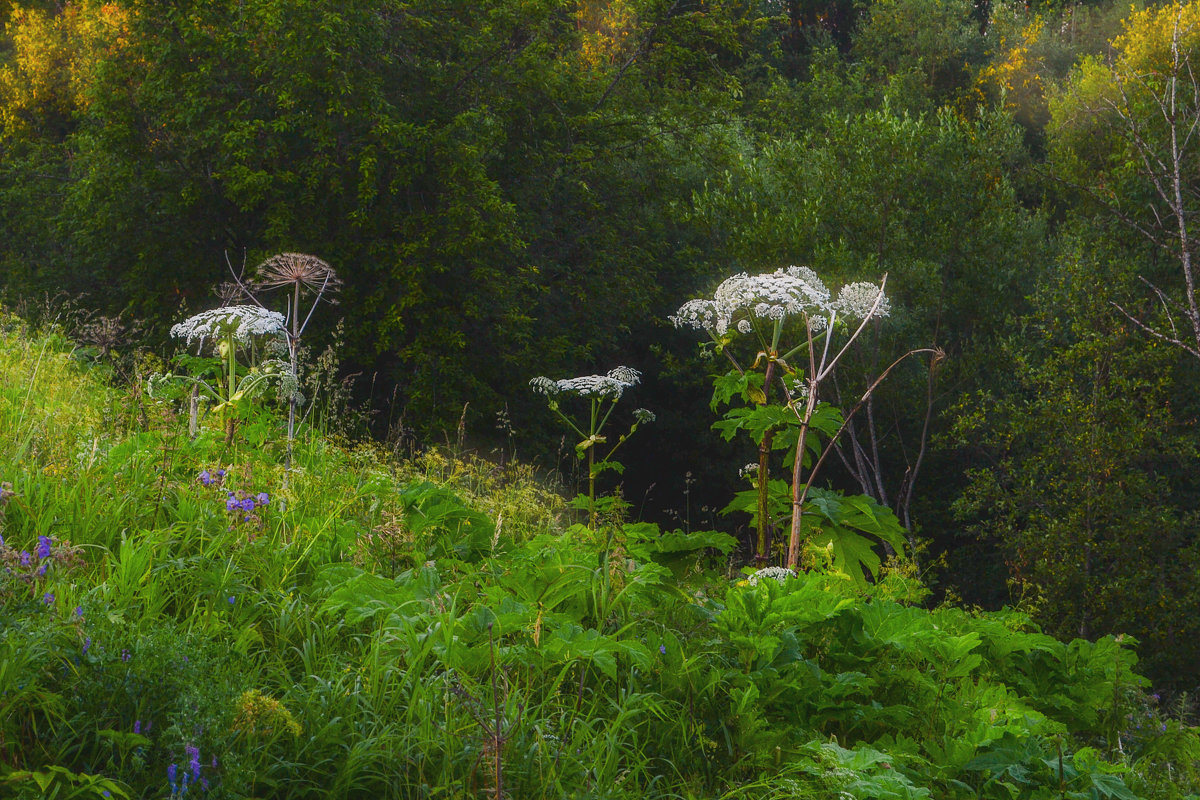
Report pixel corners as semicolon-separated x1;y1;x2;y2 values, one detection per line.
2;312;1199;799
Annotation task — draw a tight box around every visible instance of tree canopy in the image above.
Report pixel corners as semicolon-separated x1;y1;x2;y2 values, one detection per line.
3;0;1200;694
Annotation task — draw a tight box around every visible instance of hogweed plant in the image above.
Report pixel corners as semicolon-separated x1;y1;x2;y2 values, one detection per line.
247;253;342;472
529;367;652;528
672;266;935;575
158;305;288;444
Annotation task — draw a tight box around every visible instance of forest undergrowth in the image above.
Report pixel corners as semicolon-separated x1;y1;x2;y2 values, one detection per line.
2;310;1199;799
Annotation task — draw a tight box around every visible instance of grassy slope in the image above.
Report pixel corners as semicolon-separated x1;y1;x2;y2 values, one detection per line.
1;314;1198;800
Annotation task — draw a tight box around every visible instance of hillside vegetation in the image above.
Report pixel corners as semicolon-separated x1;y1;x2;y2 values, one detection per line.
8;0;1200;695
2;315;1199;797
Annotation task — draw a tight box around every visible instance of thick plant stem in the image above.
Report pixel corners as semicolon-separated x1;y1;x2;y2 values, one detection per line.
754;358;777;565
224;334;238;446
188;385;199;439
588;446;597;530
785;387;818;571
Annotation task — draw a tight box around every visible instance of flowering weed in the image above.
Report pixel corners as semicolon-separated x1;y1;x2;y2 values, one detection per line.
529;366;652;528
672;266;930;577
0;309;1192;800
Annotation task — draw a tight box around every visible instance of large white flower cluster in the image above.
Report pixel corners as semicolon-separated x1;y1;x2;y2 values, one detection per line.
530;366;642;400
170;305;287;347
670;266;888;335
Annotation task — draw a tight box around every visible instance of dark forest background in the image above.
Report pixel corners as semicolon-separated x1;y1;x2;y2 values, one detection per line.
3;0;1200;693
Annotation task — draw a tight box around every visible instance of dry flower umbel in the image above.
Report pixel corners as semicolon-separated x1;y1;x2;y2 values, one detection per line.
253;252;343;296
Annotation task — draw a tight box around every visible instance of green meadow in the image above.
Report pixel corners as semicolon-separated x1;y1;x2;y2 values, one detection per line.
2;311;1197;799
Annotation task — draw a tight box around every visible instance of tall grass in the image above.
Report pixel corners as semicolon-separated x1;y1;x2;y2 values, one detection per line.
1;315;1197;800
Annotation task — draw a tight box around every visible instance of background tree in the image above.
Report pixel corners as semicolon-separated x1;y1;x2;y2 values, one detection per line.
949;236;1200;689
1050;2;1200;362
6;0;1200;694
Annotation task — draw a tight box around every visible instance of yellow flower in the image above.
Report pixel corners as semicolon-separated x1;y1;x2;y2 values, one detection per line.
231;689;302;738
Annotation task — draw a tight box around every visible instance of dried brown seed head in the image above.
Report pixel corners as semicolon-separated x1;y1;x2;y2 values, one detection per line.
253;253;342;296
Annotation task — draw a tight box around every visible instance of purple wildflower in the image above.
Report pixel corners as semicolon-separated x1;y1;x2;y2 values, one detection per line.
74;605;83;618
228;596;235;605
167;763;178;792
35;536;51;559
121;648;131;662
256;492;269;506
199;470;212;486
659;644;667;655
19;550;30;566
186;744;201;778
134;720;141;734
36;562;47;577
240;497;255;512
216;469;225;478
82;636;91;654
42;592;54;605
226;497;239;511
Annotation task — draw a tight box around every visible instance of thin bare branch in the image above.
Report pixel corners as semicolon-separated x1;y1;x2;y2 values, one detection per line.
224;250;269;310
785;346;941;571
1112;301;1200;358
1137;275;1183;341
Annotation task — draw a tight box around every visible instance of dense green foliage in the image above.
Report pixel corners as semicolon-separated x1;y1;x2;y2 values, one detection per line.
3;317;1199;798
4;0;1200;740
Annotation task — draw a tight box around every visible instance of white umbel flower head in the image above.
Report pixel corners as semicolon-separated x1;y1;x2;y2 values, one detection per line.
170;305;286;347
606;366;641;385
633;408;656;424
669;298;721;332
529;376;559;396
671;266;832;335
833;282;890;320
746;566;794;586
530;366;641;400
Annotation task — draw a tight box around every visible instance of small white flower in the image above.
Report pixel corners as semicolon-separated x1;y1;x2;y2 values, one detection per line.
833;282;890;320
529;376;559;395
606;366;641;386
746;566;794;586
169;305;286;347
533;366;641;400
786;266;832;306
738;462;759;478
633;408;656;424
785;376;809;398
736;319;752;334
669;299;721;332
556;375;625;398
